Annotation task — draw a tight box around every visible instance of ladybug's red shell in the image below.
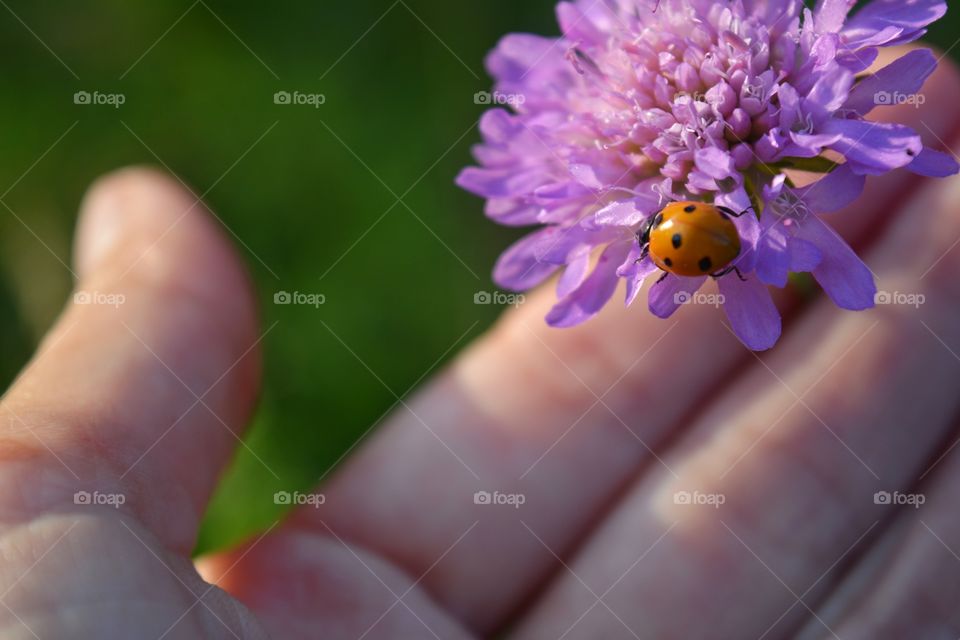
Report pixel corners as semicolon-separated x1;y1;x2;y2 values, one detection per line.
647;201;741;277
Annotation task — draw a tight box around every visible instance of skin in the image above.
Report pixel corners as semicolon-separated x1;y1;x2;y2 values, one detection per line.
1;46;960;639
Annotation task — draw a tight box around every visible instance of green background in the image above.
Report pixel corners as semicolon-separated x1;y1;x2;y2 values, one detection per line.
0;1;956;553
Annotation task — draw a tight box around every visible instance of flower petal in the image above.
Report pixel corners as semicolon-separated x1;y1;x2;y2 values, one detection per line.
837;46;880;74
793;164;866;213
814;0;857;33
455;167;550;198
908;147;960;178
484;199;542;227
569;163;604;190
789;238;823;272
821;119;922;175
485;34;573;110
478;108;524;144
746;0;803;23
486;34;563;83
556;1;606;43
493;229;561;291
844;0;947;47
843;26;907;51
618;249;659;307
595;200;648;227
718;275;781;351
546;241;630;328
844;49;937;116
648;274;706;319
806;64;854;113
694;147;737;180
534;224;617;264
717;187;760;271
797;218;877;310
556;247;591;298
756;221;791;287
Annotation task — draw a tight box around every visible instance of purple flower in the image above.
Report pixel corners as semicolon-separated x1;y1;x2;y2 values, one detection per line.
457;0;957;350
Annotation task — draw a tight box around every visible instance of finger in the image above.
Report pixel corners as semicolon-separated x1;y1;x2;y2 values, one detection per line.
198;528;478;640
509;132;960;638
797;423;960;639
210;46;960;634
0;167;261;554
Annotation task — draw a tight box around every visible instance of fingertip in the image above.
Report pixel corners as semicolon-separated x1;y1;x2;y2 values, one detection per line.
74;166;195;280
73;165;258;339
69;165;263;432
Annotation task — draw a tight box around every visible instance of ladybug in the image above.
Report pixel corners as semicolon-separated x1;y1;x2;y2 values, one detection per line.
637;201;749;281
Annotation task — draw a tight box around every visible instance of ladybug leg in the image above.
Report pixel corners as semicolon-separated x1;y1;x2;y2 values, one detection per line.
711;265;748;281
656;271;669;284
634;244;650;265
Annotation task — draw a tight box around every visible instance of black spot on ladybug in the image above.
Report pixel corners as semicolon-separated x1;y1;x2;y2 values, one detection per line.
664;257;673;267
684;205;697;213
671;233;682;249
699;256;713;272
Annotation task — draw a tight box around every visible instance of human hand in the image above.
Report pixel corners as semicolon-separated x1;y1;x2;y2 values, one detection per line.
2;48;960;640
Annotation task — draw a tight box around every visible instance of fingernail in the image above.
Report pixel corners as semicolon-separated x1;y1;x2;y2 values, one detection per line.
74;177;127;280
73;167;185;279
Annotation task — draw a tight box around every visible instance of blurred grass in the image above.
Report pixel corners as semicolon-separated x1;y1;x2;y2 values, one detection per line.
0;1;957;553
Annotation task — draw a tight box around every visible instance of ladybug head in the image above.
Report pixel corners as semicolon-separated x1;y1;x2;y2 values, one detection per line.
636;211;663;247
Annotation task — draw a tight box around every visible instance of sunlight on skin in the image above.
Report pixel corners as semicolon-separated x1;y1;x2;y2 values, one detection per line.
515;168;960;639
0;42;959;640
